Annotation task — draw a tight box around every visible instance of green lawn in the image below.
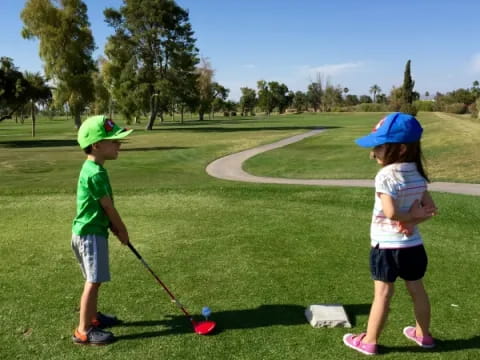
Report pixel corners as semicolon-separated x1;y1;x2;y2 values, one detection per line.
1;113;479;359
244;112;480;183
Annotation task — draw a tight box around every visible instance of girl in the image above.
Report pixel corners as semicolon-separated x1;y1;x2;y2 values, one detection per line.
343;112;438;355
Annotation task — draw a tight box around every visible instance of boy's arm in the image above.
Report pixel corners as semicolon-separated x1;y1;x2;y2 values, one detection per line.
99;196;129;245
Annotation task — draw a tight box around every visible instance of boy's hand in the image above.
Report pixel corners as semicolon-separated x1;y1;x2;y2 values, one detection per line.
115;231;130;245
109;223;119;236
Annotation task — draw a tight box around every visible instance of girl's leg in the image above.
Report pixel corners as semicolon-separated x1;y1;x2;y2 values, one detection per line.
405;279;430;337
363;280;394;344
78;281;101;333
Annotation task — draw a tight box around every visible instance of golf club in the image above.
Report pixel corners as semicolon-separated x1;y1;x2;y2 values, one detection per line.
128;242;216;335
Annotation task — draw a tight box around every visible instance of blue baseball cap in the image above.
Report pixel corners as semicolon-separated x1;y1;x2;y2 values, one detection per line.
355;112;423;148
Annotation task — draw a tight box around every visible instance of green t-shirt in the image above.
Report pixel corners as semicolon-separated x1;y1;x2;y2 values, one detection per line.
72;160;113;237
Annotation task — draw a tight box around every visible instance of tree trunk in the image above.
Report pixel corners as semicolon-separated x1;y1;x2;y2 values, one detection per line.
199;111;204;121
146;110;157;130
74;112;81;129
31;100;36;137
180;105;184;124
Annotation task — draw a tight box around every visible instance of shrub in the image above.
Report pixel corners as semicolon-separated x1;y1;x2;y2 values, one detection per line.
414;100;435;112
399;103;418;116
355;103;388;112
444;103;467;114
468;102;477;118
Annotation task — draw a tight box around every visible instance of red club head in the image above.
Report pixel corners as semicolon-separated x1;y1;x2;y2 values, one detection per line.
194;321;216;335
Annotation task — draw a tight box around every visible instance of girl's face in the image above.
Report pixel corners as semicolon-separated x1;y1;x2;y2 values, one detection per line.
371;144;386;165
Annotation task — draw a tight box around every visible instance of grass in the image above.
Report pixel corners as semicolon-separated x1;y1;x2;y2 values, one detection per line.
244;112;480;183
1;113;479;359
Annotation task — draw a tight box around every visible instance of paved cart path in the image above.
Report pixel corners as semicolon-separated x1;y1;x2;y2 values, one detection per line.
206;128;480;196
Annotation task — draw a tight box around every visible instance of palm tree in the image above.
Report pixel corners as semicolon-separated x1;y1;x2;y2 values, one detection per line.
369;84;381;103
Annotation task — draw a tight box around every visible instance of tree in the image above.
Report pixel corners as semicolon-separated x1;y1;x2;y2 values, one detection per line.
402;60;415;104
257;80;274;115
323;84;343;111
210;82;229;119
369;84;381;103
359;95;373;103
21;0;96;129
471;81;480;99
388;86;403;111
376;93;388;104
104;0;199;129
239;87;256;116
306;75;323;112
223;100;238;117
269;81;290;114
23;71;52;136
292;91;308;112
0;57;29;122
195;58;214;121
344;94;359;106
92;59;110;116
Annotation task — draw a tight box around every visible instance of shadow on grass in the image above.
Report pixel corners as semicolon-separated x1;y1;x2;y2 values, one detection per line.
343;304;371;327
0;140;190;152
151;117;264;126
116;304;307;340
381;336;480;354
121;146;191;152
150;126;339;133
0;139;78;148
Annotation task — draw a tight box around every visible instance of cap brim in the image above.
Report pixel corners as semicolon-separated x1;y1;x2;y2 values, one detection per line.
355;133;383;148
104;128;134;141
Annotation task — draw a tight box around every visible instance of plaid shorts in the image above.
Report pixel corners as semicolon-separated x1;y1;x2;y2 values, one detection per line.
71;234;110;283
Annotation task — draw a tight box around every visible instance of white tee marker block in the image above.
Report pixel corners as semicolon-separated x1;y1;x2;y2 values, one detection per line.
305;304;352;328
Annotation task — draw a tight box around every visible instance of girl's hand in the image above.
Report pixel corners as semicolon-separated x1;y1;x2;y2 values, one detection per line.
410;199;437;220
398;222;414;236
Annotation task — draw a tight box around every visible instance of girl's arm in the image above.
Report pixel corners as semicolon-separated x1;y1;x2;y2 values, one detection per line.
380;192;437;235
379;193;436;223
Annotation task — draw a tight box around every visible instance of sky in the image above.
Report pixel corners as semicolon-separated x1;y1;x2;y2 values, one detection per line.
1;0;480;100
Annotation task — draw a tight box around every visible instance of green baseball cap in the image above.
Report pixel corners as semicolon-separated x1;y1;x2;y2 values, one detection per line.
77;115;133;149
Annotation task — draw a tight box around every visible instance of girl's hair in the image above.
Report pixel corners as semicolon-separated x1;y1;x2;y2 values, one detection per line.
377;141;430;182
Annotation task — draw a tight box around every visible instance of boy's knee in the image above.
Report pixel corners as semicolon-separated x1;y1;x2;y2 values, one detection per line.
85;281;101;290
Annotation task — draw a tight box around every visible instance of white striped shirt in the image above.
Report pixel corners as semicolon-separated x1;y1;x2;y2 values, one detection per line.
370;162;427;249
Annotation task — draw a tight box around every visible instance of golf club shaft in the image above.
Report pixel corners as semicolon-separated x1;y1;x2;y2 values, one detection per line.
128;242;194;322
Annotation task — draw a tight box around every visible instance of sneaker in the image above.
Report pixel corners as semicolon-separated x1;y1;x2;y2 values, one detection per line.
91;312;122;328
72;327;115;345
343;333;378;355
403;326;435;348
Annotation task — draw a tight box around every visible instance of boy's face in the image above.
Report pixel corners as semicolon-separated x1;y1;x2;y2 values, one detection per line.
93;140;122;160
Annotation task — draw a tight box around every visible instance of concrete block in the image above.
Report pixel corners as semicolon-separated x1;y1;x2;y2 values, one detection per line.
305;304;352;328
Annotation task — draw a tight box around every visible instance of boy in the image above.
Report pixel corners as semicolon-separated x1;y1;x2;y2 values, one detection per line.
71;115;133;345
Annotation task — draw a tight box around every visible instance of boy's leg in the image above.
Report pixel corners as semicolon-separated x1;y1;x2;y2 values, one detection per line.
78;281;101;333
363;280;395;344
405;279;431;337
